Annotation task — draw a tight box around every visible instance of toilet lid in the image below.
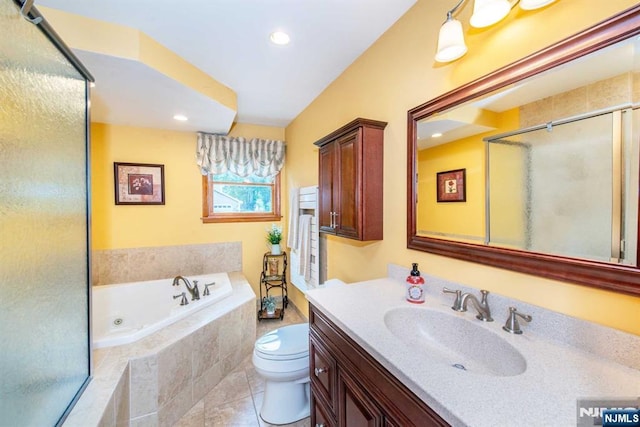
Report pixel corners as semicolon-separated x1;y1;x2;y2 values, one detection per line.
254;323;309;360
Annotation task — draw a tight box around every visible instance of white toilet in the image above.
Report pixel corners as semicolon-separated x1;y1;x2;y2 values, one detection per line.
252;323;310;425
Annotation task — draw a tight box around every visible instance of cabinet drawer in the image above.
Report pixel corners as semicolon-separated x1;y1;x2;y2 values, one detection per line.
310;335;336;415
311;391;336;427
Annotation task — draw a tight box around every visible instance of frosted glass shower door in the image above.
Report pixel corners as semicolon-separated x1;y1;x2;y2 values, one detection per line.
0;1;91;426
488;112;616;262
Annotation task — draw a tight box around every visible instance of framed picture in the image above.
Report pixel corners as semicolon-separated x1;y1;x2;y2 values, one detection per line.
114;162;165;205
436;168;466;202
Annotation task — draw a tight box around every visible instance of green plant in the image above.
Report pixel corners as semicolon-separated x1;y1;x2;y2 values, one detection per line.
264;295;277;312
266;224;282;244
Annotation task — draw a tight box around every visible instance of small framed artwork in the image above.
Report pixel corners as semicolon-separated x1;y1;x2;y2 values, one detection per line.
436;168;466;202
114;162;165;205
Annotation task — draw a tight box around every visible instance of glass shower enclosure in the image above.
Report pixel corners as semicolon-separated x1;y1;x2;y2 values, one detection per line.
0;1;93;425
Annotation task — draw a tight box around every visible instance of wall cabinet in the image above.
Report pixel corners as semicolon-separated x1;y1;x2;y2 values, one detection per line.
315;118;387;241
309;304;450;427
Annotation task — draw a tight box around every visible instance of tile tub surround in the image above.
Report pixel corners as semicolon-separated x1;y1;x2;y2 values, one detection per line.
306;271;640;427
92;242;242;286
64;272;256;427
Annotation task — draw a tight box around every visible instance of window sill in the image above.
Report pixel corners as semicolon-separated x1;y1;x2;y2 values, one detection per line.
201;214;282;224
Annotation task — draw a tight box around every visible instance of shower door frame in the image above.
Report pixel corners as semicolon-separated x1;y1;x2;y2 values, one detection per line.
11;1;95;425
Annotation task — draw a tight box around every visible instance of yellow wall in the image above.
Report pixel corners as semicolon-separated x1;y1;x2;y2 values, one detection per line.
418;138;485;241
284;0;640;335
91;122;285;295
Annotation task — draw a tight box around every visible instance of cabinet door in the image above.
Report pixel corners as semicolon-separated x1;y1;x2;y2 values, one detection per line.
339;369;383;427
318;143;335;233
312;391;336;427
334;130;360;239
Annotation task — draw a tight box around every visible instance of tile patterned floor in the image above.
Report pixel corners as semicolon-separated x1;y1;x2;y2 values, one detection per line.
173;306;310;427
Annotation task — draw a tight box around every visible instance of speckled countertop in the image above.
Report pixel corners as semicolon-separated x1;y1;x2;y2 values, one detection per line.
306;276;640;427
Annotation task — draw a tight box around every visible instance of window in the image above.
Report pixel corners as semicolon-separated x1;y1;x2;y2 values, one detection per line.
202;171;281;223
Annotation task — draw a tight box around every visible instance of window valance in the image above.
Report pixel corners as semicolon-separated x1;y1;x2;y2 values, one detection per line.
196;132;285;178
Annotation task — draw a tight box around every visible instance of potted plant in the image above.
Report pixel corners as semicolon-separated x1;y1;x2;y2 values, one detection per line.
263;295;277;315
266;224;283;254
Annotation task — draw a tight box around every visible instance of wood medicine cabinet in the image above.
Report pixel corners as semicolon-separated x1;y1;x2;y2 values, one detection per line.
315;118;387;241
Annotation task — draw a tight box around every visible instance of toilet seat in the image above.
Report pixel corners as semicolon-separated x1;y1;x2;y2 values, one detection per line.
254;323;309;361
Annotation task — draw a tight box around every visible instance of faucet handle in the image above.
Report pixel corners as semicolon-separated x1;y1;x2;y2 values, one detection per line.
203;282;215;296
173;292;188;306
502;307;532;334
442;287;464;311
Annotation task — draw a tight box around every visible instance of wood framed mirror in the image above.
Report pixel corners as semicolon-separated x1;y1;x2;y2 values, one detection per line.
407;5;640;296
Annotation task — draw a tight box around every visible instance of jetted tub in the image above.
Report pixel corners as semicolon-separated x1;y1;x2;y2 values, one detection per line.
92;273;233;348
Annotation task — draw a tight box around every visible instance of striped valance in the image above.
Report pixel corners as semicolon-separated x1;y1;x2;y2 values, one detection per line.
196;132;285;178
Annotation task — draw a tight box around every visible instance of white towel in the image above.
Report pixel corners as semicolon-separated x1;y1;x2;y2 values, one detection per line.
287;188;300;249
298;214;313;281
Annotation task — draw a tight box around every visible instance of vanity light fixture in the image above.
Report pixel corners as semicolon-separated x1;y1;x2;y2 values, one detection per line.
270;31;290;46
173;114;188;121
435;0;557;63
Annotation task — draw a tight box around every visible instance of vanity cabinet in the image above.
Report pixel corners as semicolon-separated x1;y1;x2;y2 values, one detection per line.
309;304;450;427
315;118;387;241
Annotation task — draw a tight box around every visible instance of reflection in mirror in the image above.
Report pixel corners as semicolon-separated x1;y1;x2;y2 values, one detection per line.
408;6;640;295
417;37;640;265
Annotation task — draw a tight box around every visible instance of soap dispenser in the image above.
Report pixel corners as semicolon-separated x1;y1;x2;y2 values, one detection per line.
406;263;425;304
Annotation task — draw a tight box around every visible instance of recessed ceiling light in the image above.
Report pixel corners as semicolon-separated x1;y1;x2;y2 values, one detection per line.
270;31;290;45
431;132;443;138
173;114;188;122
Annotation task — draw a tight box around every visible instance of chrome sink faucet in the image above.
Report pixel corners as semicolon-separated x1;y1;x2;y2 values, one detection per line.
443;287;493;322
172;275;200;301
502;307;532;334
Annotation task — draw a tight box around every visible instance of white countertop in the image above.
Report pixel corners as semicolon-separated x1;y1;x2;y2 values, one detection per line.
306;277;640;427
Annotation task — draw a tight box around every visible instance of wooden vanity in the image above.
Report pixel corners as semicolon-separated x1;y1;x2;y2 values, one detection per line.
309;304;449;427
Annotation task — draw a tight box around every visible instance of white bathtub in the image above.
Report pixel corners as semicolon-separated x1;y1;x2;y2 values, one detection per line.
92;273;233;348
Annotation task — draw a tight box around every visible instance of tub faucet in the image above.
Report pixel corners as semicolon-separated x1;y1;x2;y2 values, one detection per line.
172;275;200;301
443;287;493;322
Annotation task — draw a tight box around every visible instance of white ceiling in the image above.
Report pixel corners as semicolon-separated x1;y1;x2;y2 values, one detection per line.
36;0;417;133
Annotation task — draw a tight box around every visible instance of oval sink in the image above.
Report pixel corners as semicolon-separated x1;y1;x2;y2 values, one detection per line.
384;307;526;377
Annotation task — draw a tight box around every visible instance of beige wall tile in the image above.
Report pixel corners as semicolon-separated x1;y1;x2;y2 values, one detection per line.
158;385;194;427
173;399;204;427
97;393;116;427
158;336;194;407
92;242;242;286
114;364;130;425
130;412;158;427
193;361;224;404
192;321;220;379
130;355;158;418
204;370;251;407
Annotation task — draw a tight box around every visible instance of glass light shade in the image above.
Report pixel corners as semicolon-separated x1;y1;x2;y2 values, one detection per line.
470;0;511;28
435;18;468;63
519;0;557;10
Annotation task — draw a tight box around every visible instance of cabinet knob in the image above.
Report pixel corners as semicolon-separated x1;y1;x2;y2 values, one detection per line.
314;367;327;376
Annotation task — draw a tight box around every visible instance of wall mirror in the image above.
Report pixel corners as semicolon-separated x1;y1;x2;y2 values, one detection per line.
407;5;640;296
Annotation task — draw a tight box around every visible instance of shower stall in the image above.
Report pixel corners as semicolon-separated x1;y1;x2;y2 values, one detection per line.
486;106;640;266
0;1;93;426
